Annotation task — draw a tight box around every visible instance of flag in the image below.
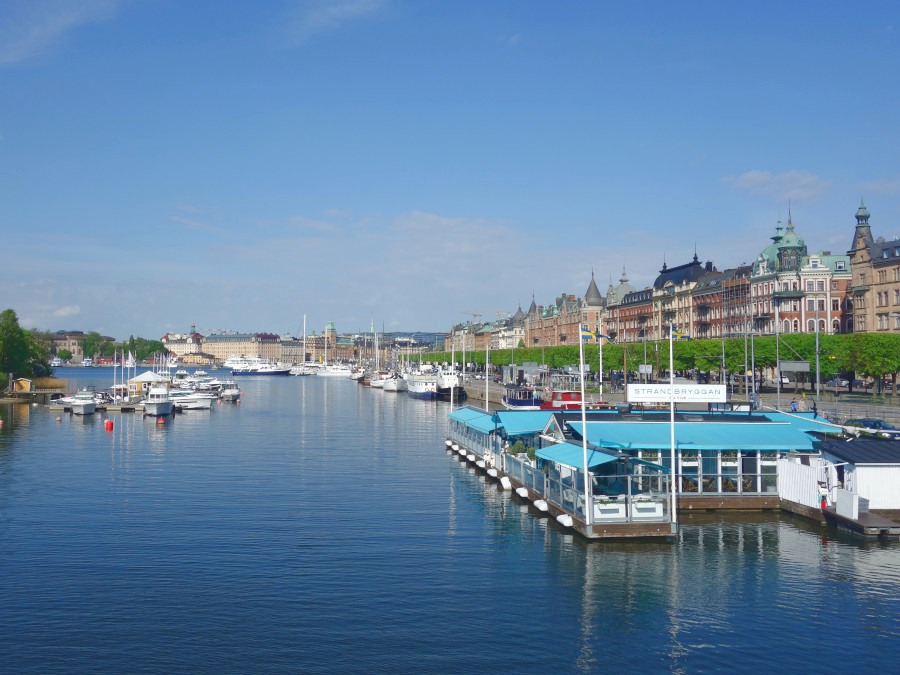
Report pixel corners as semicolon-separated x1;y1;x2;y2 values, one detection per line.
671;328;690;340
581;329;597;341
597;333;615;343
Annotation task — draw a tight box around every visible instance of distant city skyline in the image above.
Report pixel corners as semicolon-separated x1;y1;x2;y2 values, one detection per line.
3;1;900;340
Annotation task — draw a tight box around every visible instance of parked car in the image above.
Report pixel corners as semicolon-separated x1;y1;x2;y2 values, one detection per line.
849;379;870;389
843;418;900;438
825;378;849;388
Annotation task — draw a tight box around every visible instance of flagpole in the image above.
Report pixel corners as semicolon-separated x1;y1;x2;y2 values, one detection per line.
669;322;677;527
598;316;604;401
580;323;592;527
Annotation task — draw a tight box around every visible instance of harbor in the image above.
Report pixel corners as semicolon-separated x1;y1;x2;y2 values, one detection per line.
2;373;899;671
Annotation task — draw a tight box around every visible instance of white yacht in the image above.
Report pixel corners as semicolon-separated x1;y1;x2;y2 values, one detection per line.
220;381;242;402
143;386;174;416
70;390;97;415
318;364;353;378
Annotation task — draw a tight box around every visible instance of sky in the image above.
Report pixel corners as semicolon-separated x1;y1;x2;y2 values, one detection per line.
2;0;900;341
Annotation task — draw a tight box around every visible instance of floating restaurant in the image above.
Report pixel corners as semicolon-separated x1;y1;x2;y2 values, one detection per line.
446;406;844;539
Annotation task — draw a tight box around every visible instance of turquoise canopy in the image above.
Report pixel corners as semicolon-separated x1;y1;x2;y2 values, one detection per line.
535;442;619;469
567;419;816;451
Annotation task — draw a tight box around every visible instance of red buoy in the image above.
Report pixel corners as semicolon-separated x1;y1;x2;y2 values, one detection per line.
105;419;114;431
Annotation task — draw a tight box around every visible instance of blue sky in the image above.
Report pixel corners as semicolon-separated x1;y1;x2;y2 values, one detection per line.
3;0;899;340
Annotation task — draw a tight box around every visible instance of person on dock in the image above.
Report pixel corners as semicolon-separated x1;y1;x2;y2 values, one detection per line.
790;398;798;411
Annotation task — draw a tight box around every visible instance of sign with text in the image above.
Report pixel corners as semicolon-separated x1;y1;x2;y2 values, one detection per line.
627;383;727;403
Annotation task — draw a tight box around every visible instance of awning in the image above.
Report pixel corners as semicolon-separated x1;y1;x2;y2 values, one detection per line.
494;410;555;435
567;420;816;451
447;407;497;434
536;442;619;469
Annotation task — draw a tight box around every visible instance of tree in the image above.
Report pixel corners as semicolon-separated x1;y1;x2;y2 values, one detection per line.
0;309;29;378
26;329;52;377
79;331;105;361
57;349;73;361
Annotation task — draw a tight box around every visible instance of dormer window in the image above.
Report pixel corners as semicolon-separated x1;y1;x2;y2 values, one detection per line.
835;261;846;270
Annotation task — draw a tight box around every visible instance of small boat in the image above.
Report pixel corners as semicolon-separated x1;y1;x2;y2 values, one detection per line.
143;386;174;416
436;370;467;401
383;374;408;392
502;384;543;410
539;390;616;411
220;381;242;402
70;390;97;415
168;390;216;410
407;372;438;399
318;364;353;378
290;364;317;376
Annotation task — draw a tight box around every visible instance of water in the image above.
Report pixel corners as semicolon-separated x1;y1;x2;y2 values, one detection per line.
2;370;899;672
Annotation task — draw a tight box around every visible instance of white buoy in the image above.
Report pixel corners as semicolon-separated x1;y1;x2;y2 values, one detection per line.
556;513;573;527
534;500;549;512
458;447;467;456
445;439;452;447
487;468;498;478
466;454;476;462
452;444;460;451
499;476;512;490
516;487;529;498
476;460;486;469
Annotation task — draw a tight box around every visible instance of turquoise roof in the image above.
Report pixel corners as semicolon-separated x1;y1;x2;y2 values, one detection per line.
567;419;816;451
494;410;554;435
536;442;619;469
447;407;496;433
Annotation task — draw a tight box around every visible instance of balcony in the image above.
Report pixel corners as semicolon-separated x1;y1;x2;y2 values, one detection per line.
773;289;804;299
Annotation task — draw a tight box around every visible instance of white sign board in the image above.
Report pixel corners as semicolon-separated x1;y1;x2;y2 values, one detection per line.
639;364;652;374
627;383;727;403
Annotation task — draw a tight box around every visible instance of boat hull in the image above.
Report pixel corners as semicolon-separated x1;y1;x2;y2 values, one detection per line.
231;368;290;376
71;401;96;415
143;400;174;416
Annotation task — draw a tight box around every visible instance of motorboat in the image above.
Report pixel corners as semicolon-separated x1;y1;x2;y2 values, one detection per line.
290;364;317;376
230;356;290;376
318;363;353;378
70;389;97;415
502;384;543;410
437;370;467;401
168;390;216;410
220;381;242;402
407;372;438;399
143;386;174;416
383;374;408;392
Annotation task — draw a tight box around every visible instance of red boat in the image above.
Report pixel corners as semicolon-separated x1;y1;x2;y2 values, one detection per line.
540;390;616;411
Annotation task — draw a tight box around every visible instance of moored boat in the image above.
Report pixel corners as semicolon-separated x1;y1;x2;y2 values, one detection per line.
502;384;543;410
143;386;174;416
407;373;438;399
70;389;97;415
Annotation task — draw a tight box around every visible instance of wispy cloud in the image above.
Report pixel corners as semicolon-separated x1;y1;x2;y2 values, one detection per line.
722;170;831;201
861;177;900;195
170;215;229;237
0;0;121;67
53;304;81;318
498;33;522;47
283;0;388;44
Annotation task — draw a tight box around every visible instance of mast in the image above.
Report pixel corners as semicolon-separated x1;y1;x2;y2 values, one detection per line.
579;324;591;526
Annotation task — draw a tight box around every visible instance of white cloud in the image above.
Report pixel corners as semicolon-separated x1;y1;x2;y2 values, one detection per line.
283;0;388;44
861;177;900;195
53;305;80;318
498;34;522;47
0;0;121;67
171;215;228;237
723;170;831;201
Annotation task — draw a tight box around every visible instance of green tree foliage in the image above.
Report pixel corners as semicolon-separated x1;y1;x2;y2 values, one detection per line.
0;310;51;378
79;331;105;360
0;309;29;377
427;333;900;385
57;349;73;361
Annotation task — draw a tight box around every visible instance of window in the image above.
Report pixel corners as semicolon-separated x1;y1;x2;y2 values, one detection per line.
835;261;846;270
832;280;838;290
806;280;815;291
783;320;791;333
819;319;826;332
807;319;815;332
879;270;887;283
832;299;840;311
860;273;867;285
806;299;815;312
895;289;900;305
818;280;825;291
894;269;900;282
818;300;825;312
879;315;885;329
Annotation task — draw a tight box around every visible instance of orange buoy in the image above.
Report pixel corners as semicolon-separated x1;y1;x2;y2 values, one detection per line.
157;416;165;425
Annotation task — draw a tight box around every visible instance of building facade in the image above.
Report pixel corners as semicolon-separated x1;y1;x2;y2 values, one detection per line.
847;200;900;334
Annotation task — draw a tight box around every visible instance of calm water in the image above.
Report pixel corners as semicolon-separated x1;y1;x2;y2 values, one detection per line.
1;369;899;672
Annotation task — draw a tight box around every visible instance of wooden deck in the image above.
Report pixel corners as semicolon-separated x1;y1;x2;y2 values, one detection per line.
823;506;900;538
